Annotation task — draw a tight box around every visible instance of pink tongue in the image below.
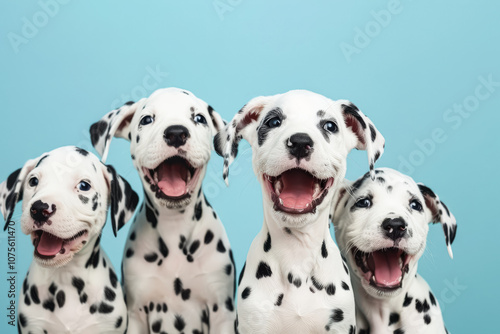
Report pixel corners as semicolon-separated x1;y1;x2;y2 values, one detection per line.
371;249;402;286
279;169;315;209
37;232;63;256
157;161;188;197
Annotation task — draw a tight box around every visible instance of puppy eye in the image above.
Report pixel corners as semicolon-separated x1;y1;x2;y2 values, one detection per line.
266;117;282;128
78;181;91;191
410;199;423;211
28;177;38;187
354;197;372;208
322;121;338;133
140;115;154;126
194;114;207;124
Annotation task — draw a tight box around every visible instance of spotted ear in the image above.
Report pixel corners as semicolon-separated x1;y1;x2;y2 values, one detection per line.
0;158;40;230
102;165;139;237
207;105;226;135
340;101;385;179
330;180;353;226
89;99;146;163
418;184;457;259
214;95;276;185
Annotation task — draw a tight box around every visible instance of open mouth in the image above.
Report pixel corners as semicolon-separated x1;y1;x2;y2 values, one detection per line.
264;168;334;214
32;230;88;259
143;156;201;200
353;247;411;291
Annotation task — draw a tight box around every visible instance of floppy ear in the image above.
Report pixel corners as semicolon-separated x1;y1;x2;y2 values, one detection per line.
89;99;146;163
0;158;40;230
207;105;226;135
340;101;385;179
102;164;139;237
418;184;457;259
330;180;353;226
214;95;276;185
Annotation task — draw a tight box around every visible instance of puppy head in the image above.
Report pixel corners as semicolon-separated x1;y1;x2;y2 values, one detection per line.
90;87;224;209
215;90;384;228
331;168;457;298
0;146;139;268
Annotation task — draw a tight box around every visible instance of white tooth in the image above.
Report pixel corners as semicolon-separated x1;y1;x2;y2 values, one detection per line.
305;203;311;208
154;172;159;184
313;182;321;198
279;198;283;205
275;180;282;195
186;172;191;183
371;275;376;283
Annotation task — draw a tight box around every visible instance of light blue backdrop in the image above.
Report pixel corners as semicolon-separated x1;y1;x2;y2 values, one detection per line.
1;1;498;332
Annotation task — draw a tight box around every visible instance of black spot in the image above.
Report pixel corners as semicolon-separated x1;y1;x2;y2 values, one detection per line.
415;299;423;313
98;302;114;314
109;268;118;288
275;293;284;306
19;313;27;327
189;240;200;254
130;231;136;241
263;233;271;252
89;304;97;314
326;284;336;296
149;302;154;311
341;281;350;290
256;261;272;279
174;315;186;331
80;293;88;304
403;293;413;307
163;303;168;312
241;287;251;299
424;314;431;324
145;205;158;228
152;319;162;333
389;313;400;326
225;264;232;275
284;227;292;234
238;262;246;286
136;135;140;143
394;329;405;334
217;240;226;253
369;124;377;142
144;253;158;262
56;290;65;308
202;309;210;326
158;237;169;257
204;230;214;244
293;278;302;288
104;286;116;301
75;147;89;156
30;285;40;304
311;276;323;290
423;299;430;312
48;282;57;295
330;308;344;322
126;248;134;258
43;299;55;312
174;278;183;295
115;316;123;328
194;201;202;220
429;291;437;306
321;240;328;258
181;289;191;300
213;304;218;312
225;296;234;311
24;294;31;305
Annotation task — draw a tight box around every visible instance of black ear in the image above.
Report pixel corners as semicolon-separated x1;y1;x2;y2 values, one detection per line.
90;99;146;162
418;184;457;259
104;165;139;236
0;157;40;230
340;102;385;179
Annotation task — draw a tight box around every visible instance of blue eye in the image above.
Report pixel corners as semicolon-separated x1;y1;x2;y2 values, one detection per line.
410;199;423;211
355;197;372;208
140;115;154;126
267;117;281;128
28;177;38;187
194;114;207;124
322;121;338;133
78;181;91;191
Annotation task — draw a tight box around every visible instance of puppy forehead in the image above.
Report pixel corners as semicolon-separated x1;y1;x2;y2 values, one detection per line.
363;169;421;196
144;88;204;115
272;90;338;116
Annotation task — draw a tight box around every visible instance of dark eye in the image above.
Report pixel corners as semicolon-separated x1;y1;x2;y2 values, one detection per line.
410;199;423;211
28;177;38;187
322;121;338;133
354;197;372;208
267;117;282;128
78;181;91;191
194;114;207;124
140;115;154;126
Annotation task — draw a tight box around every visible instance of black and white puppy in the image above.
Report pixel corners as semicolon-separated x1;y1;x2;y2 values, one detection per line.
0;146;138;334
90;87;236;334
331;168;457;334
215;90;385;333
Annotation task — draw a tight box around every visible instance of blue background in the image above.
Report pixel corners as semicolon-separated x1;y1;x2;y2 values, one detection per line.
0;1;498;332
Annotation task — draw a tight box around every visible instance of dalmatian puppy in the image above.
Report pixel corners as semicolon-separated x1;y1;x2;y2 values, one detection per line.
331;168;457;334
215;90;386;333
89;87;236;334
0;146;139;334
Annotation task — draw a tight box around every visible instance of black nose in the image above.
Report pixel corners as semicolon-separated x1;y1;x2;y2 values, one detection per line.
164;125;190;148
287;133;314;159
381;217;407;241
30;200;56;223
